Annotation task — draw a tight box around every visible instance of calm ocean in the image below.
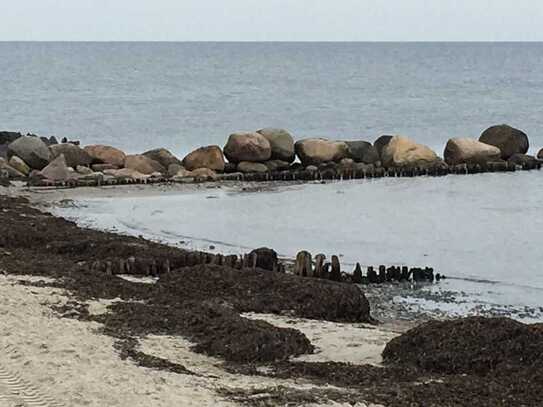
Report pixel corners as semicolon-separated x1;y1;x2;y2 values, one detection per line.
1;42;543;155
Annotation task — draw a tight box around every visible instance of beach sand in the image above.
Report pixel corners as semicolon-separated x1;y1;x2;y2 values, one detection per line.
0;274;388;406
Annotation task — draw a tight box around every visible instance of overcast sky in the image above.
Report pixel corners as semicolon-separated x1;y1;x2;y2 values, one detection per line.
1;0;543;41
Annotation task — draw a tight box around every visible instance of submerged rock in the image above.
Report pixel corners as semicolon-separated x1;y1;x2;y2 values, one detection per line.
7;135;51;170
479;124;529;159
224;132;271;163
444;137;501;165
84;145;126;167
182;145;225;172
294;138;349;166
50;143;92;168
257;128;295;162
124;154;165;175
381;136;439;168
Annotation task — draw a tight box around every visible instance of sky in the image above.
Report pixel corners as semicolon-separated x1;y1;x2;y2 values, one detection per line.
1;0;543;41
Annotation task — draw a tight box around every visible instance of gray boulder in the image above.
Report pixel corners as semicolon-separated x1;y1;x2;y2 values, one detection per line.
223;132;271;163
7;136;51;169
479;124;529;159
142;148;182;168
265;160;290;171
508;153;539;167
40;154;75;181
257;128;295;163
344;140;380;164
50;143;92;168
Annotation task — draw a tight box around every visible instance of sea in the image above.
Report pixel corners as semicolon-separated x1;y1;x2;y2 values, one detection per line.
2;42;542;321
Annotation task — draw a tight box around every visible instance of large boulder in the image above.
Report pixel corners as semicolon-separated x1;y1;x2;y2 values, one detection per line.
237;161;269;173
40;154;75;181
6;136;51;170
248;247;279;271
444;138;502;165
344;140;380;164
124;154;165;175
374;135;393;159
182;145;225;171
8;156;31;176
382;136;439;168
223;132;271;163
294;138;349;166
0;131;22;145
0;158;25;178
142;148;182;168
479;125;529;159
49;143;92;168
257;128;295;163
84;145;126;167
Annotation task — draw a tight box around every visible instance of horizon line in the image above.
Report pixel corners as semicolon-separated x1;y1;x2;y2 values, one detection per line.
1;40;543;43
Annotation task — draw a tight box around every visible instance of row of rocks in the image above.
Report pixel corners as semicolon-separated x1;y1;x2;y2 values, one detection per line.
0;124;541;186
293;251;439;284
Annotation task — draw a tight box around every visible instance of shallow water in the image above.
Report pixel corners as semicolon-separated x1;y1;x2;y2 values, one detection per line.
54;171;543;321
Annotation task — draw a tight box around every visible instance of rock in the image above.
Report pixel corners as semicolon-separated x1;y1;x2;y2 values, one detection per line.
345;140;380;164
257;128;295;162
8;156;31;176
294;251;313;277
173;168;193;178
265;160;290;171
40;154;75;181
339;158;355;169
223;132;271;163
142;148;182;168
508;153;539;168
0;131;22;145
305;165;318;172
6;135;51;170
104;168;149;180
353;263;363;284
479;124;529;159
0;159;25;179
443;138;502;165
249;247;279;271
294;138;349;166
182;145;225;171
374;135;393;158
314;254;326;278
49;143;92;168
91;163;119;172
381;136;439;168
124;154;165;175
84;145;126;167
224;162;238;173
76;165;93;175
77;172;104;182
237;161;269;173
167;163;183;177
190;167;217;181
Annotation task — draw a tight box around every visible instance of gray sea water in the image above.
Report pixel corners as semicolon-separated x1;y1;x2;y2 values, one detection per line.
3;42;542;320
2;42;543;155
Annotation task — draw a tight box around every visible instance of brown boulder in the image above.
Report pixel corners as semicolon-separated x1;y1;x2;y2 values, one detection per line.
50;143;92;167
142;148;182;168
124;154;165;175
479;124;529;159
182;145;225;171
444;138;502;165
223;132;271;163
84;145;126;167
104;168;149;180
294;138;349;166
